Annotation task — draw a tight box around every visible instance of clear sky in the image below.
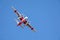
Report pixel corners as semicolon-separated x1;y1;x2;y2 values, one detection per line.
0;0;60;40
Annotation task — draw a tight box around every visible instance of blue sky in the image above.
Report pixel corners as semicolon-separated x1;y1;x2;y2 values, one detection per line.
0;0;60;40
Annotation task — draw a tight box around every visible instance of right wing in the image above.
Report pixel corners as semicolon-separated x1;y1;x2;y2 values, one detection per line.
26;23;36;32
12;7;22;17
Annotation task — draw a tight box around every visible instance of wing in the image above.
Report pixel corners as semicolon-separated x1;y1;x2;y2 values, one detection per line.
26;23;36;32
12;6;22;17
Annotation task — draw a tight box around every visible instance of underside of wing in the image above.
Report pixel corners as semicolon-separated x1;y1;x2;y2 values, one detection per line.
12;6;22;17
27;23;36;32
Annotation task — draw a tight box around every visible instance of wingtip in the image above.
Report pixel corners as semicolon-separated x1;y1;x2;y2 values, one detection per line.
11;6;16;10
32;29;36;32
11;6;14;8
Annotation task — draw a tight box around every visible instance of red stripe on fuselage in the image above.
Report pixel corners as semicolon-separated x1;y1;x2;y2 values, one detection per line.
20;17;27;24
19;17;24;20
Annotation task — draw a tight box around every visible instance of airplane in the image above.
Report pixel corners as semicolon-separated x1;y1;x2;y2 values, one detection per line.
12;7;36;32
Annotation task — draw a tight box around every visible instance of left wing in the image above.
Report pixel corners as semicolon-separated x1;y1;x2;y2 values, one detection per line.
12;7;22;17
